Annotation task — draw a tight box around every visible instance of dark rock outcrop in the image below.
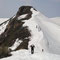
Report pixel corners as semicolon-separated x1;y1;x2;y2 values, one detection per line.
0;6;36;58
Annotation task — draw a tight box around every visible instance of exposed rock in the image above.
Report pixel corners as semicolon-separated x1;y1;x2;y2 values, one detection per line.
0;6;35;50
0;46;11;58
0;6;37;58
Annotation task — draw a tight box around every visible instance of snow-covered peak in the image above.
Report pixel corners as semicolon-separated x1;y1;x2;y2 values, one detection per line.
0;6;60;60
31;8;48;21
32;10;60;54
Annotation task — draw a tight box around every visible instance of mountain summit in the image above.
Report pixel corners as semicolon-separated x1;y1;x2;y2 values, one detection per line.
0;6;36;50
0;6;60;59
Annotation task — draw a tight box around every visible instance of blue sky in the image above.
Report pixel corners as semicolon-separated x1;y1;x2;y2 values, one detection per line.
0;0;60;18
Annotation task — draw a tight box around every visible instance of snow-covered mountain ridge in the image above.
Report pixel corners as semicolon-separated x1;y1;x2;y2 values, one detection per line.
31;8;60;54
0;6;60;60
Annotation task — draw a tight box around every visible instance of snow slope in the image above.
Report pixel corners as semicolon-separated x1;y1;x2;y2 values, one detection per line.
50;17;60;26
0;7;60;60
0;18;9;24
1;50;60;60
31;8;60;54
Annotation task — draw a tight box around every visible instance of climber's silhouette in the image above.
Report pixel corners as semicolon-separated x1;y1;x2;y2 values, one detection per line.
42;49;44;52
30;44;35;54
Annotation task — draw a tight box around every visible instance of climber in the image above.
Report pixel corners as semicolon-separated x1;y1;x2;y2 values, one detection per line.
42;49;44;52
30;44;35;54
